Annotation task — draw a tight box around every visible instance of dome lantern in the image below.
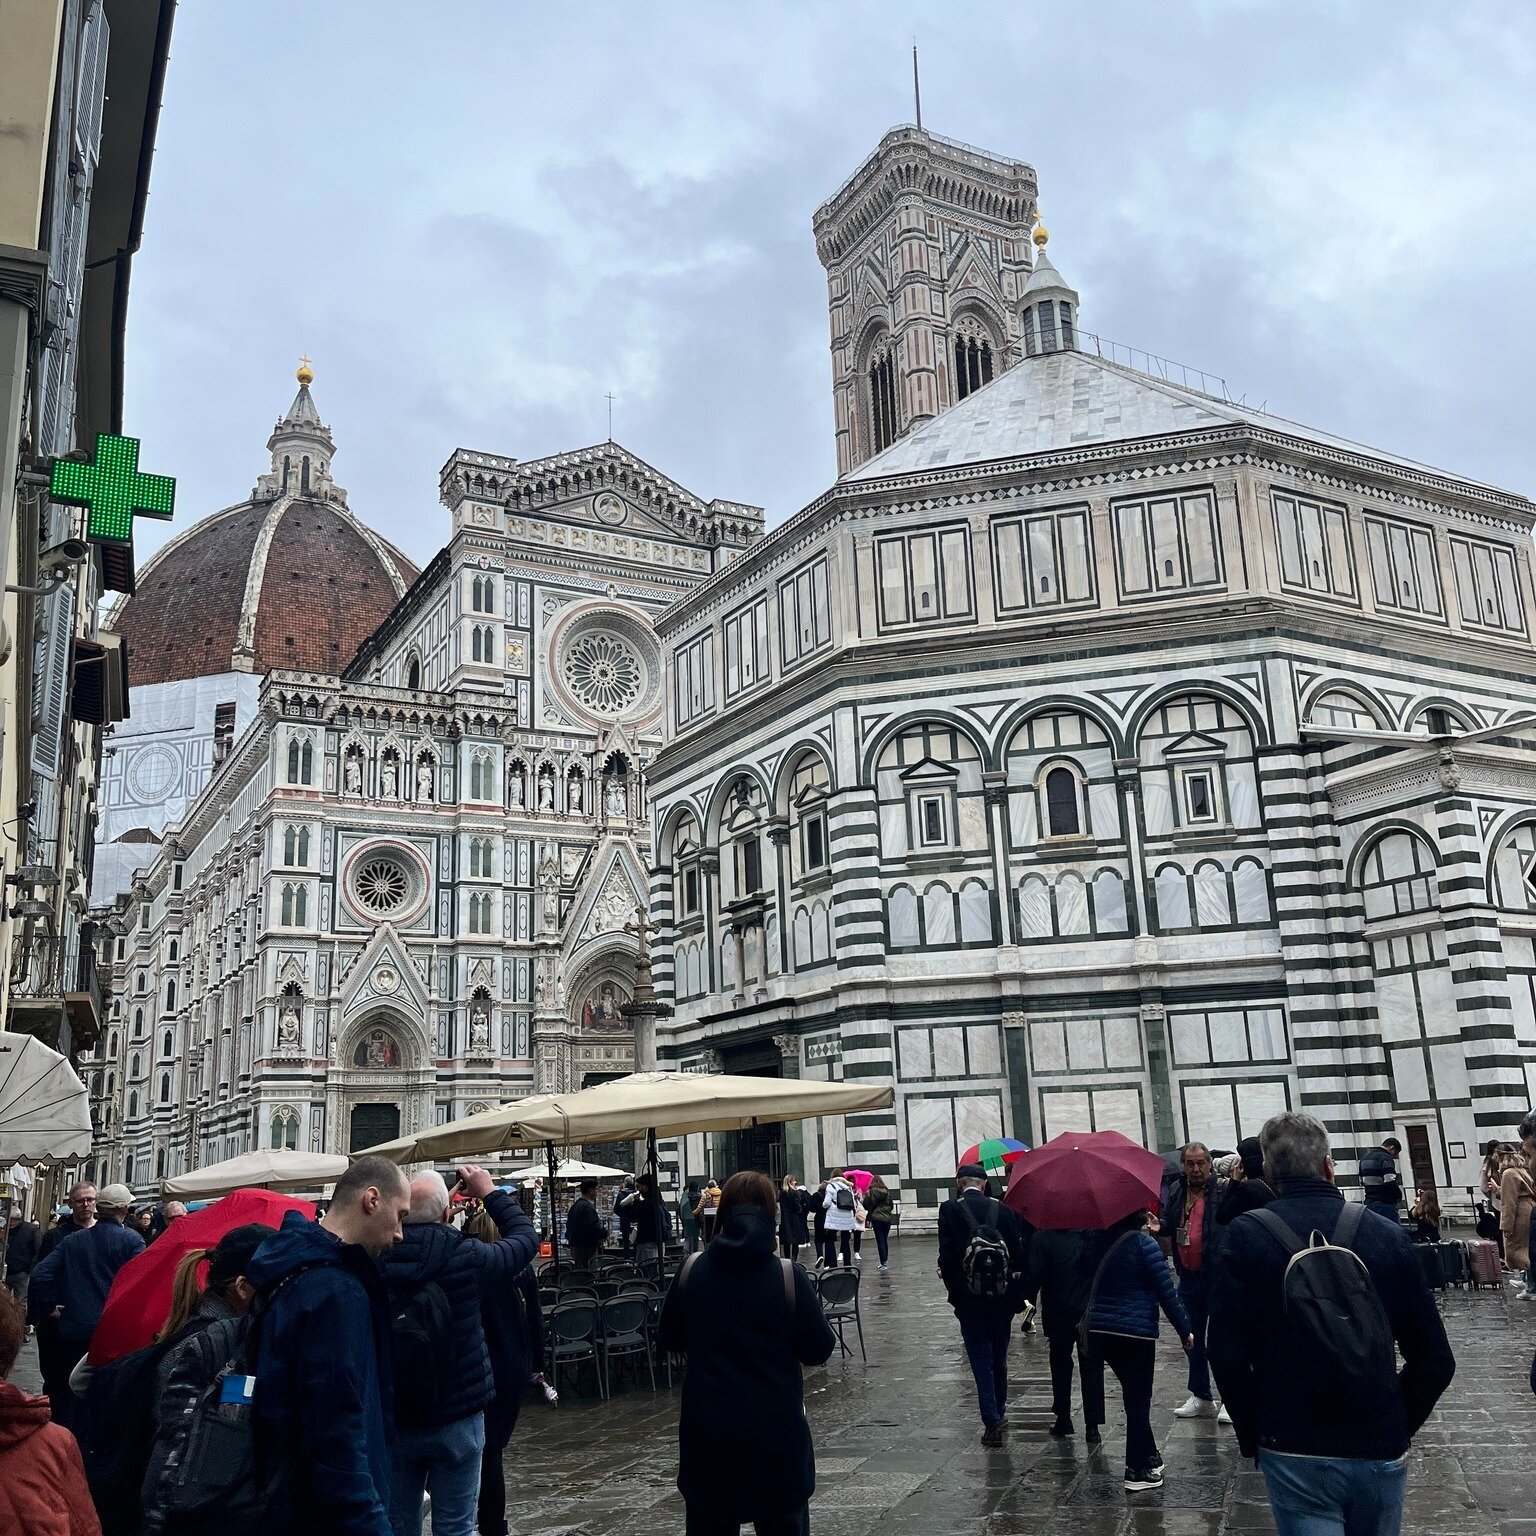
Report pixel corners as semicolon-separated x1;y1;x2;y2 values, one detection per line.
1020;215;1081;357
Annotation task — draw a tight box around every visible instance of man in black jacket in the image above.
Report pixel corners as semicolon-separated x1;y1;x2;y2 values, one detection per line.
380;1163;537;1536
4;1211;40;1306
565;1178;604;1266
1209;1112;1453;1536
937;1163;1028;1447
1162;1142;1226;1422
1359;1136;1404;1214
1027;1228;1104;1443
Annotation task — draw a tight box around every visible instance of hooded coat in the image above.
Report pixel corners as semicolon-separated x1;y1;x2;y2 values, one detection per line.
0;1380;102;1536
377;1189;536;1432
242;1213;395;1536
659;1205;835;1520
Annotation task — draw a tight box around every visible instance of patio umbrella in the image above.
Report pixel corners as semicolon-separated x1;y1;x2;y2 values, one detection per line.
1002;1129;1164;1231
958;1137;1029;1178
0;1031;91;1165
161;1148;351;1199
89;1187;315;1363
512;1157;629;1185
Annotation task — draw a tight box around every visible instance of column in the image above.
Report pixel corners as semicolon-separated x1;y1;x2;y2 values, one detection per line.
982;772;1016;945
1114;762;1151;936
775;1032;804;1179
1139;998;1177;1152
1433;758;1528;1139
766;818;791;975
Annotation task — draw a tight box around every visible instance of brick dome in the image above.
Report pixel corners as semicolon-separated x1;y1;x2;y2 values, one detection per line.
112;375;417;687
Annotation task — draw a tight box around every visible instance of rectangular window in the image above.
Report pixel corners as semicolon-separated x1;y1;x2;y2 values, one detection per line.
803;811;828;871
1449;533;1527;636
779;555;832;667
871;525;975;631
916;793;949;848
991;506;1095;616
1183;769;1215;823
673;633;714;726
740;838;763;896
1113;489;1223;600
682;865;700;916
722;596;771;700
1271;491;1357;601
1363;512;1445;620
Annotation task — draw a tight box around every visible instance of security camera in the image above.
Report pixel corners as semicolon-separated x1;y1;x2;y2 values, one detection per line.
42;538;90;570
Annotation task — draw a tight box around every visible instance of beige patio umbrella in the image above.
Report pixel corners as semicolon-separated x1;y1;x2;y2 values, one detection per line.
162;1148;351;1199
0;1031;91;1166
356;1071;895;1163
511;1156;630;1185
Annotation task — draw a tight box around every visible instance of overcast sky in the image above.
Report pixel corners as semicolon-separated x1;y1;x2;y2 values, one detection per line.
124;4;1536;568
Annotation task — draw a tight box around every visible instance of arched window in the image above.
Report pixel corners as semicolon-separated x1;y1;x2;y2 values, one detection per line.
271;1107;300;1151
1154;863;1193;931
162;1029;173;1057
958;880;993;944
159;1072;171;1104
405;655;422;690
1358;830;1439;920
923;882;956;945
133;1007;143;1033
1091;868;1129;934
1056;872;1089;936
301;740;313;784
1043;764;1083;838
889;884;919;947
1308;688;1385;732
471;575;495;615
470;751;491;801
284;825;297;864
1193;860;1232;927
868;343;898;454
167;939;178;962
1232;859;1271;925
164;979;176;1012
471;625;484;662
953;322;995;401
156;1149;166;1178
281;883;307;927
128;1090;139;1118
298;826;310;864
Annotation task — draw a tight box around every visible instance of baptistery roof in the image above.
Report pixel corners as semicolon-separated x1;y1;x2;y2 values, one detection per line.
113;372;417;687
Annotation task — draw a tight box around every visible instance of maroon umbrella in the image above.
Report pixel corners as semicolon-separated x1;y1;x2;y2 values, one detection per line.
1003;1129;1164;1230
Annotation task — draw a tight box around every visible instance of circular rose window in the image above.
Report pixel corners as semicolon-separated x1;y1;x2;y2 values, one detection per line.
352;854;413;917
550;608;662;724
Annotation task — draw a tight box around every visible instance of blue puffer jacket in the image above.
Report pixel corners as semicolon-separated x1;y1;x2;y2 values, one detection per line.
1085;1228;1192;1341
377;1189;536;1431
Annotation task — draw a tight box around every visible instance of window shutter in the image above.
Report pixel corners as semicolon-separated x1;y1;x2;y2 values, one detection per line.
31;585;77;779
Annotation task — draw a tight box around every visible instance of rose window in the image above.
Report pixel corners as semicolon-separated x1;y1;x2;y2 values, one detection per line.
353;855;411;916
562;632;644;715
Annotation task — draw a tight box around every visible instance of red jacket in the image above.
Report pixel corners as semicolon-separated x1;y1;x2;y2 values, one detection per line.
0;1381;102;1536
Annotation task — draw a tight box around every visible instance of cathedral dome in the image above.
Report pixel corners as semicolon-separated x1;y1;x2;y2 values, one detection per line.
113;372;417;687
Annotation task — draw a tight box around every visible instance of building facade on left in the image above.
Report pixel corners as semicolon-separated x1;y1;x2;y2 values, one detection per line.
0;0;178;1209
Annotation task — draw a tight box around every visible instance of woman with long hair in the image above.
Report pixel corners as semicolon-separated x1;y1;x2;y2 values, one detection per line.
1408;1188;1442;1244
660;1171;836;1534
778;1176;810;1261
863;1176;895;1271
1501;1143;1536;1299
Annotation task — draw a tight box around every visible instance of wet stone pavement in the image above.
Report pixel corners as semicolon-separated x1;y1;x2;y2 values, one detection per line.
500;1233;1536;1536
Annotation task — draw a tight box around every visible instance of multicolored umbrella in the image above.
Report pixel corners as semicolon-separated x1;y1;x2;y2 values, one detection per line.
1003;1129;1163;1231
959;1138;1030;1178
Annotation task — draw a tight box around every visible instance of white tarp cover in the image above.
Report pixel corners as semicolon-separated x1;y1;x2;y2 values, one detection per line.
162;1148;351;1198
358;1071;896;1164
0;1031;91;1166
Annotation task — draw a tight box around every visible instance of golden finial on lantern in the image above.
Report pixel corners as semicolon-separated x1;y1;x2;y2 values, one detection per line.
1032;212;1049;249
296;355;314;386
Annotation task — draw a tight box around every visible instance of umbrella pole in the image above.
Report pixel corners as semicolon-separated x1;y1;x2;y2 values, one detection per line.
646;1127;658;1184
546;1140;560;1277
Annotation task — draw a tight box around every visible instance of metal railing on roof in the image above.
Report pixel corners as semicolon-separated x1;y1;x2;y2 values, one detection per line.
1076;330;1234;404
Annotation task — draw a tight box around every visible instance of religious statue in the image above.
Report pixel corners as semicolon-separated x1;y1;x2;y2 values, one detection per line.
537;771;555;812
508;768;525;808
606;778;627;817
537;850;560;933
416;759;434;801
380;758;398;799
469;1000;491;1053
344;755;362;794
535;961;554;1009
277;1005;301;1052
568;775;583;813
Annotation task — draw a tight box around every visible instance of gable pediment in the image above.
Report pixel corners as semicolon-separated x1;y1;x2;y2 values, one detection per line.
1162;731;1228;759
340;922;429;1022
899;755;959;784
565;841;650;955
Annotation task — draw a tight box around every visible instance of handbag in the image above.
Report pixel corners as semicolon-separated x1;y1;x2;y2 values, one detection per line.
1076;1232;1134;1362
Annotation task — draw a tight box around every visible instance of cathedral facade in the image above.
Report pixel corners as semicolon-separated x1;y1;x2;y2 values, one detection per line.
85;376;758;1184
647;127;1536;1222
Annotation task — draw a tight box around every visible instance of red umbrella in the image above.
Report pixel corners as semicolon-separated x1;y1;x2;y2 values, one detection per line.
89;1188;315;1364
1003;1129;1163;1231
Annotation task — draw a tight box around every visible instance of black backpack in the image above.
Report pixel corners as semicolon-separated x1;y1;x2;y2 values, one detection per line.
834;1184;856;1212
81;1335;177;1535
389;1279;455;1428
1253;1204;1398;1414
957;1197;1013;1300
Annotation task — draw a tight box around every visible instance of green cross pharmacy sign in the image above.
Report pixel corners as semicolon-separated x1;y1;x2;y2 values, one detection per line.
49;433;175;544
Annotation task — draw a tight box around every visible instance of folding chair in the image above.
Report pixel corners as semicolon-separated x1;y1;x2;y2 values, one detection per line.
817;1266;865;1361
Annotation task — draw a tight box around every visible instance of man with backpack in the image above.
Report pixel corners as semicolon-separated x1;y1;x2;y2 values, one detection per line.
937;1163;1027;1447
243;1154;412;1536
1208;1112;1454;1536
379;1162;537;1536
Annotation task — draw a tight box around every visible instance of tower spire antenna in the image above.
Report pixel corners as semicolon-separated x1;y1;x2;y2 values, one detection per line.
912;41;922;130
604;391;615;442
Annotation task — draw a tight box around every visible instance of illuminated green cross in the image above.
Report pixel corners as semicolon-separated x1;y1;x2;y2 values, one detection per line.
49;433;175;544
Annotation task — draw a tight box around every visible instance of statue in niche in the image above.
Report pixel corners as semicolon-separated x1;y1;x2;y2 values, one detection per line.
537;850;560;933
277;1004;302;1052
537;771;555;812
380;757;398;799
606;778;627;817
508;767;525;808
344;755;362;794
568;775;583;814
416;759;434;801
469;999;491;1053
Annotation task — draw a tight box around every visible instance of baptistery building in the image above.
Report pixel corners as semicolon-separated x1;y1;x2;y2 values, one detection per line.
647;125;1536;1220
85;371;759;1184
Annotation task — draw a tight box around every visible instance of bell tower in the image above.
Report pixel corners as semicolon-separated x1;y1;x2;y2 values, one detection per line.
813;127;1040;475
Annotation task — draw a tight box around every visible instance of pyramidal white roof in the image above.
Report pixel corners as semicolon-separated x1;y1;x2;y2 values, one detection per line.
844;345;1506;493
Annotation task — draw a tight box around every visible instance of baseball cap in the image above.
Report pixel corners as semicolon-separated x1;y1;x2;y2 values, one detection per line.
97;1183;134;1210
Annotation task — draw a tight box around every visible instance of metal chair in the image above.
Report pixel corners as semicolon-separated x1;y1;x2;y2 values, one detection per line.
599;1294;656;1392
546;1299;605;1398
817;1266;865;1361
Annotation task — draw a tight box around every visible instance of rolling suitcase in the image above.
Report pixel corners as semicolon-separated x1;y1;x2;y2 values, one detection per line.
1436;1240;1467;1288
1414;1243;1446;1291
1465;1238;1501;1288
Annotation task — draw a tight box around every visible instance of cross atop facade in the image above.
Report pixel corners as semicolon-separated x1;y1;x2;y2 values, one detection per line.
50;433;175;545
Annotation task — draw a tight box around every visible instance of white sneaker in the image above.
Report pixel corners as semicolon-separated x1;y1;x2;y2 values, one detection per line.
1216;1403;1232;1425
1175;1395;1218;1418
